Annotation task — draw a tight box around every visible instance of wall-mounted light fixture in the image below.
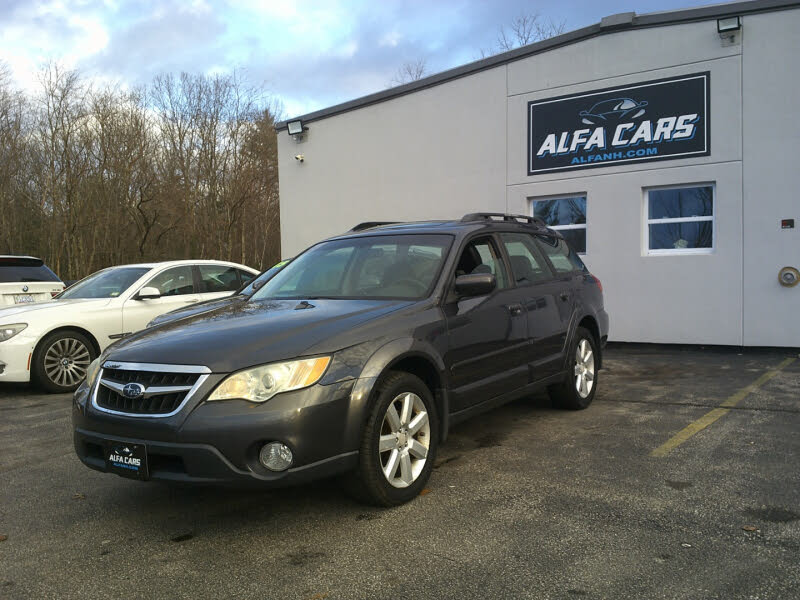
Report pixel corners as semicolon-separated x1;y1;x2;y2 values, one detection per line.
287;119;307;141
717;16;741;43
717;16;741;33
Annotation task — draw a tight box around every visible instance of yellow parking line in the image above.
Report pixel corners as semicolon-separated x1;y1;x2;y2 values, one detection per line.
651;357;796;457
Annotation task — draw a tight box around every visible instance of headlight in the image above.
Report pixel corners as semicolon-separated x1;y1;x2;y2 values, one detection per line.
207;356;331;403
85;356;103;388
0;323;27;343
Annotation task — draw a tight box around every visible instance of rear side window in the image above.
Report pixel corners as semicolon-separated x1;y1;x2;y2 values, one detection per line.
198;265;241;293
146;266;195;296
498;233;551;285
536;235;586;273
0;258;60;283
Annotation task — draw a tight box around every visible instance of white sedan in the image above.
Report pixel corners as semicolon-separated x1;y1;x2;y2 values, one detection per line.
0;260;258;393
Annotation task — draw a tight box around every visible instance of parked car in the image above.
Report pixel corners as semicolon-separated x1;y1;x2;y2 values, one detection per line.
146;259;291;328
72;214;608;506
0;256;65;306
0;260;258;393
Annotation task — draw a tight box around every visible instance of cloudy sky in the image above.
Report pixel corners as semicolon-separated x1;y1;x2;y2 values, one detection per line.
2;0;721;118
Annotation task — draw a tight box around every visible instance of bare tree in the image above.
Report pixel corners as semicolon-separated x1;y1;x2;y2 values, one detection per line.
391;58;427;86
497;13;565;50
0;64;283;280
479;13;566;58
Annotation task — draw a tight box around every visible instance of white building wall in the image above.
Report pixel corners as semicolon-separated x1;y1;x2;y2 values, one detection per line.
505;20;745;345
277;6;799;347
278;66;508;257
741;10;800;347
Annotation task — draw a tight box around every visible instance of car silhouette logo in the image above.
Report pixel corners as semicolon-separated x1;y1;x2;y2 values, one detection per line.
122;383;145;400
113;445;134;457
579;97;648;125
22;285;28;292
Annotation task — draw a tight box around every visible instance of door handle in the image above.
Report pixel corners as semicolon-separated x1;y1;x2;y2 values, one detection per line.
184;299;198;304
507;303;523;316
559;292;571;301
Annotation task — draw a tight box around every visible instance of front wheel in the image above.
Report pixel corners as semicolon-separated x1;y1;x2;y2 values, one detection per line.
347;371;439;506
549;326;598;410
32;330;96;393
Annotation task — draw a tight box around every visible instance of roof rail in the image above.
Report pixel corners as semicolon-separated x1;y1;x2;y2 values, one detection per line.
349;221;400;232
460;213;547;227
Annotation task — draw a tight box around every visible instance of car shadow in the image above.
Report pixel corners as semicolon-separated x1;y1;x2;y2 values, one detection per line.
97;390;562;532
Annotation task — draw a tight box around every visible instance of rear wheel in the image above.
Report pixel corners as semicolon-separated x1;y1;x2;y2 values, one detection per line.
346;371;439;506
549;326;598;410
33;330;96;393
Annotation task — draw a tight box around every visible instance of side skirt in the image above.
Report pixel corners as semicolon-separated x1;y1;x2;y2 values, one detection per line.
447;371;568;428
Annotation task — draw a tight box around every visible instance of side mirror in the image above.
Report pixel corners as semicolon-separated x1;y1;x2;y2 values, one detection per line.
454;273;496;298
136;286;161;300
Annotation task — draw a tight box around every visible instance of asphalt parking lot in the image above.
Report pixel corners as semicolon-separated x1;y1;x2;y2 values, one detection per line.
1;345;799;600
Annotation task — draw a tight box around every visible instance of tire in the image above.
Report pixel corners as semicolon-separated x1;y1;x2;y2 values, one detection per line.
345;371;439;507
549;326;599;410
32;330;97;393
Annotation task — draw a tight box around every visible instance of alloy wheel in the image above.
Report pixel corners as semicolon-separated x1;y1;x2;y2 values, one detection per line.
573;338;595;399
43;337;91;389
378;392;430;488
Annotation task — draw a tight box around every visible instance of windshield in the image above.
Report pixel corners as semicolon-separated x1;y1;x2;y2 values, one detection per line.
59;267;150;299
238;259;291;296
250;234;452;301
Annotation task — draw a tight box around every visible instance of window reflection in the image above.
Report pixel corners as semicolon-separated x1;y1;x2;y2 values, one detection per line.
649;187;713;219
646;185;714;252
649;222;713;250
533;196;587;254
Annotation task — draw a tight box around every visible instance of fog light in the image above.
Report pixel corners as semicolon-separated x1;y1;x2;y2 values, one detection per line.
259;442;293;471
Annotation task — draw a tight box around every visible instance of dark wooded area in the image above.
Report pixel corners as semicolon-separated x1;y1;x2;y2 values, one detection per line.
0;63;281;280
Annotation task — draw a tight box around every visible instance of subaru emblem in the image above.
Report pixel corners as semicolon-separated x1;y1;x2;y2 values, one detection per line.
122;382;145;399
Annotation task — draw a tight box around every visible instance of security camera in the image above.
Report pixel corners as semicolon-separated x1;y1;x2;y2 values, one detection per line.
294;154;305;162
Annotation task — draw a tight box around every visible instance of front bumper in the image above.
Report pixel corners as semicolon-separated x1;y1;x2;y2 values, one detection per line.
0;336;35;383
72;377;360;486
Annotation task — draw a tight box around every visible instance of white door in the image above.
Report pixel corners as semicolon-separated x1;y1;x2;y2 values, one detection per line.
122;265;199;334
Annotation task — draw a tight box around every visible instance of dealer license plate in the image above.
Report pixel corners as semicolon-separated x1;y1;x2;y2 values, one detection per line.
104;441;149;479
14;295;34;304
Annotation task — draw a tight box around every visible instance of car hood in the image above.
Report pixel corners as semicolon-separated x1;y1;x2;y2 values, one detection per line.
148;295;244;327
0;298;112;321
105;298;415;372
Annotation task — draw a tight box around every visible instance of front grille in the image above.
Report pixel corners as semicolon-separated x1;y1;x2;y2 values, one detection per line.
102;368;198;388
96;385;187;415
94;364;206;416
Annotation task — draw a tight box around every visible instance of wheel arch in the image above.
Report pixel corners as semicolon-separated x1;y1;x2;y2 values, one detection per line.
346;339;451;451
575;314;601;369
34;325;102;360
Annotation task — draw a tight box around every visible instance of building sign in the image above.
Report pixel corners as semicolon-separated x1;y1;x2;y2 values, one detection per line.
528;72;710;175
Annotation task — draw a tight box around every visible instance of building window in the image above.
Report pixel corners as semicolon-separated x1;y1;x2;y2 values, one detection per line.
645;184;714;254
532;196;587;254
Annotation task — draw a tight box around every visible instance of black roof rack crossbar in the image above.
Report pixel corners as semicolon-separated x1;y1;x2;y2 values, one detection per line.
349;221;401;232
461;213;547;227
